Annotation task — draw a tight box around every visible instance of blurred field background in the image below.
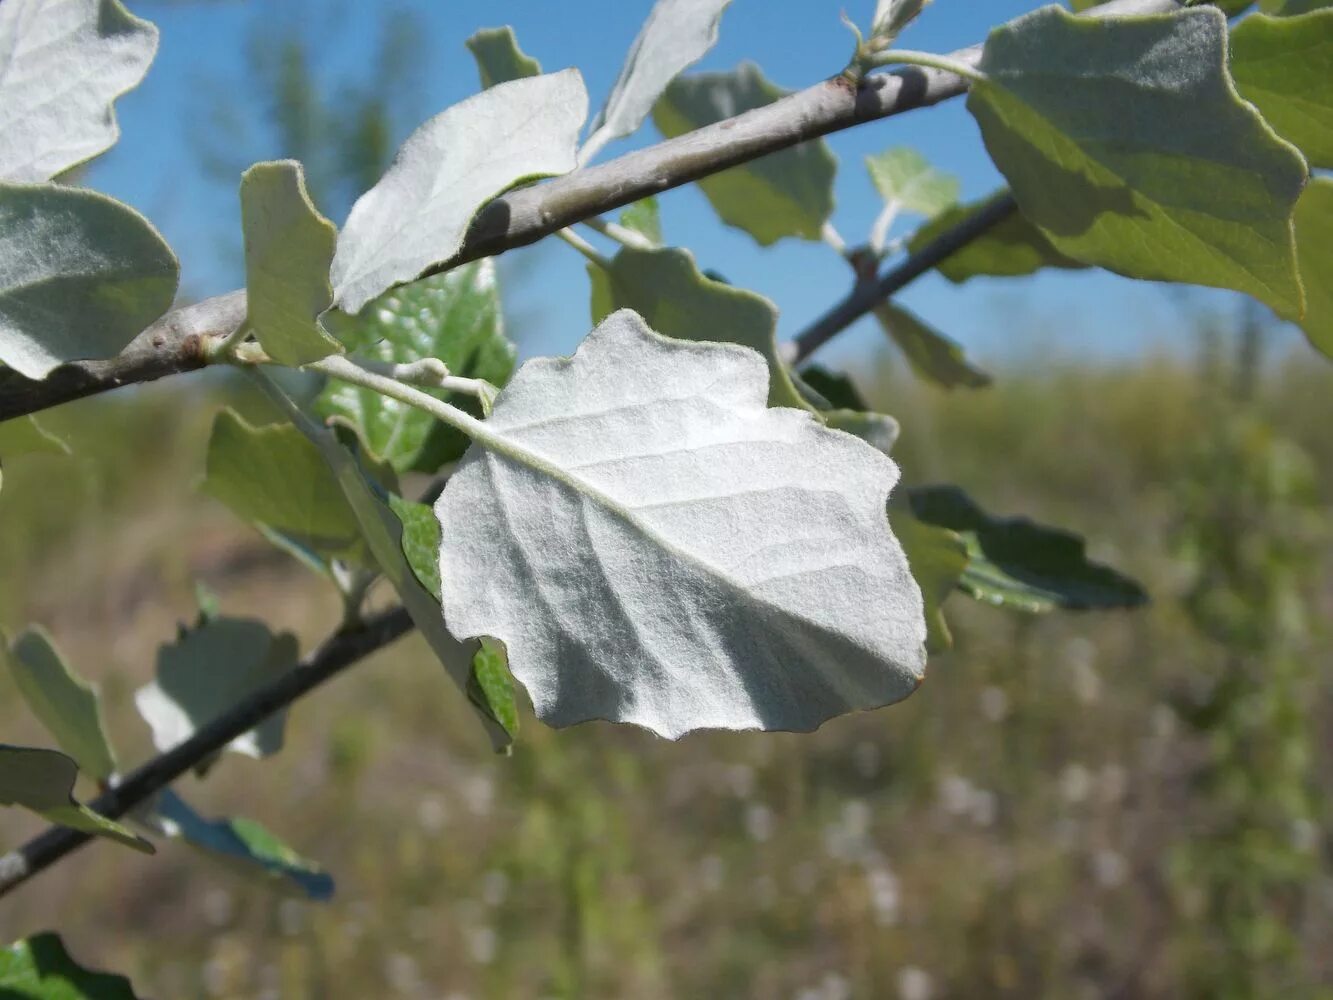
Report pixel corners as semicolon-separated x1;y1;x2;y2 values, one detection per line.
1;339;1330;999
3;2;1333;997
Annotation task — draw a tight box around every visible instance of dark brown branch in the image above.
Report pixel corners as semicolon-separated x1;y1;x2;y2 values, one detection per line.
0;0;1177;426
791;193;1019;365
0;605;413;899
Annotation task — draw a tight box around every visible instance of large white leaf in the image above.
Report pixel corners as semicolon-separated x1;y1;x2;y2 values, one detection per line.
331;70;587;314
0;0;158;182
436;310;927;739
580;0;733;163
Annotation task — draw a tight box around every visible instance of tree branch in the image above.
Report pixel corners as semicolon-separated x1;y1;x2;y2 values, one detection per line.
791;193;1019;365
0;0;1178;425
0;604;413;899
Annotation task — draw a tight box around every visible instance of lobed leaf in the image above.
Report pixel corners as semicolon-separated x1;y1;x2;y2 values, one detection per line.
4;627;117;781
888;504;968;653
1230;9;1333;169
1288;177;1333;356
318;262;515;473
270;397;514;752
0;932;142;998
873;302;991;389
436;310;927;738
823;410;901;456
968;6;1308;316
0;745;151;852
588;246;813;411
865;147;959;221
138;789;334;900
240;160;341;366
0;184;178;379
652;63;837;244
466;26;541;89
910;192;1086;283
583;0;733;161
908;485;1148;613
0;0;158;183
332;70;587;313
202;409;377;568
135;617;298;760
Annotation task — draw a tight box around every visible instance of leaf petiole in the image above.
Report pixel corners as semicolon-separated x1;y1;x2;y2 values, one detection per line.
868;49;987;83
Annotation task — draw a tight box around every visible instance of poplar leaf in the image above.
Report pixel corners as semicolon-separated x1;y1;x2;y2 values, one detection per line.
583;0;734;160
825;410;901;455
587;247;814;412
317;262;514;473
797;366;869;411
0;0;158;182
968;6;1308;316
889;505;967;653
275;403;514;751
4;627;117;781
332;70;587;313
202;409;377;569
618;197;663;246
908;485;1148;612
466;26;541;89
0;184;178;379
909;193;1086;283
652;63;837;244
0;745;152;852
0;933;142;998
873;302;991;389
135;617;298;759
1287;177;1333;357
866;148;959;220
1261;0;1333;14
137;789;334;900
436;310;927;738
240;160;341;366
1230;10;1333;169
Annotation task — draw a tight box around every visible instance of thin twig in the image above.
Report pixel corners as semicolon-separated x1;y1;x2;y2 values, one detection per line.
0;605;414;899
0;0;1178;425
790;193;1018;365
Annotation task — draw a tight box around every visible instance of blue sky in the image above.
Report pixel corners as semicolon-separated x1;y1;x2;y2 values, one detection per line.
92;0;1299;373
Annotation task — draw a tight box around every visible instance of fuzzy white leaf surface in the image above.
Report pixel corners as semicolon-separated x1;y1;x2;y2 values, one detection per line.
331;70;587;313
581;0;732;163
0;0;158;182
436;310;927;739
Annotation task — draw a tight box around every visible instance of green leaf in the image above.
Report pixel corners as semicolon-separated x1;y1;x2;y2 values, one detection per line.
0;415;70;457
0;184;178;379
1262;0;1333;14
1230;10;1333;169
202;408;376;568
0;932;142;999
888;505;968;653
909;192;1086;283
618;197;663;246
796;366;869;411
824;410;900;455
4;627;117;781
865;147;959;220
0;745;152;852
386;494;442;600
873;0;931;40
138;789;333;900
268;392;514;752
588;247;815;411
968;6;1308;316
468;638;519;740
907;485;1148;613
436;310;926;738
465;26;541;89
240;160;341;366
583;0;734;161
332;71;586;312
1288;177;1333;356
134;617;298;760
873;302;991;389
0;0;158;183
652;63;836;244
317;262;515;473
